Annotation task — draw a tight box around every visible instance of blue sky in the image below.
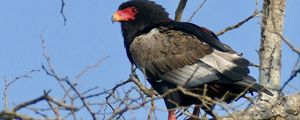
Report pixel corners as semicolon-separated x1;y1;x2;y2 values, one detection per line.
0;0;299;119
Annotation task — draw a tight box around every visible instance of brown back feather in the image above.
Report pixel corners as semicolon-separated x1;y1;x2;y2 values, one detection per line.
130;27;213;76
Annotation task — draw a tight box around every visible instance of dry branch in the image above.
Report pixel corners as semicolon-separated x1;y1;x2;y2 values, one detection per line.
12;91;77;113
0;111;34;120
65;79;97;120
219;92;300;120
147;94;156;120
175;0;188;21
3;69;40;111
40;34;109;120
63;56;109;100
129;73;157;97
187;0;207;22
60;0;67;25
7;70;40;87
216;11;261;36
259;0;285;90
277;33;300;55
281;57;300;92
12;91;51;112
105;79;132;100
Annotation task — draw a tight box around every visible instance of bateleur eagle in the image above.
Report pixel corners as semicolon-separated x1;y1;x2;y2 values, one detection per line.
112;0;272;119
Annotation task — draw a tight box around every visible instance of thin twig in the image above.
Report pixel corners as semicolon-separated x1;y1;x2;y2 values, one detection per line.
104;79;132;120
187;0;208;22
74;57;109;83
45;96;60;119
13;91;51;112
82;86;99;96
216;10;261;36
276;33;300;55
107;87;180;120
3;77;8;111
41;34;71;98
129;73;157;97
25;106;48;119
41;35;56;77
3;69;40;110
280;57;300;92
105;79;132;100
250;63;260;68
7;70;40;87
65;79;97;120
276;33;300;92
64;57;109;100
147;94;156;120
12;90;77;113
45;94;77;111
216;0;260;36
60;0;67;25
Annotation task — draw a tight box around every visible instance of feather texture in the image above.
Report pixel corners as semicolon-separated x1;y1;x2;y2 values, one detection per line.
130;27;250;86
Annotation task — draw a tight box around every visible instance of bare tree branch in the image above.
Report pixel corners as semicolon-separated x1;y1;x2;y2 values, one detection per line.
60;0;67;25
3;70;39;112
281;57;300;92
175;0;188;21
40;34;108;120
275;32;300;92
277;33;300;55
259;0;285;90
25;106;48;119
129;73;157;97
74;57;109;83
187;0;208;22
45;96;60;119
0;111;34;120
7;70;40;87
65;79;97;120
105;79;132;100
216;11;261;36
12;90;77;113
13;91;51;112
3;77;8;111
216;0;260;36
41;35;70;97
147;94;156;120
63;56;109;100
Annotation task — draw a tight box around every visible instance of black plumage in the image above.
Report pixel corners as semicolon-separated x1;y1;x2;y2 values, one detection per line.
112;0;272;119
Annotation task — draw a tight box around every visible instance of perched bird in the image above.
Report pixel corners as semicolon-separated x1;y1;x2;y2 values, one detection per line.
112;0;272;119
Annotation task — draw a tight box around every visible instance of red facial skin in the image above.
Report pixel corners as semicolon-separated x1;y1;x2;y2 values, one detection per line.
112;7;138;22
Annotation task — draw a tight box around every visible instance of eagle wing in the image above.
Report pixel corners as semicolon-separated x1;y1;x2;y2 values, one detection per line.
130;24;250;87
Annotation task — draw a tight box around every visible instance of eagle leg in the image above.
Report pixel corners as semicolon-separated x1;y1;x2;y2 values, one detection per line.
168;110;176;120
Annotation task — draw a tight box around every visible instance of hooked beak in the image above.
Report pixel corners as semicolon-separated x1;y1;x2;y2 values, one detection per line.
111;11;123;23
111;9;136;23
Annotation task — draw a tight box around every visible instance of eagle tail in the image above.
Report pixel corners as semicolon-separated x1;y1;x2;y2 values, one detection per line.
238;75;273;96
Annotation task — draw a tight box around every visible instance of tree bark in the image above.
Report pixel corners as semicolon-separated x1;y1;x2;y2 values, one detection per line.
218;0;291;119
259;0;285;91
218;1;291;119
219;92;300;120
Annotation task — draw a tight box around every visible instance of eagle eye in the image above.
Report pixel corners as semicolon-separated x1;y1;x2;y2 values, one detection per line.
131;7;138;13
